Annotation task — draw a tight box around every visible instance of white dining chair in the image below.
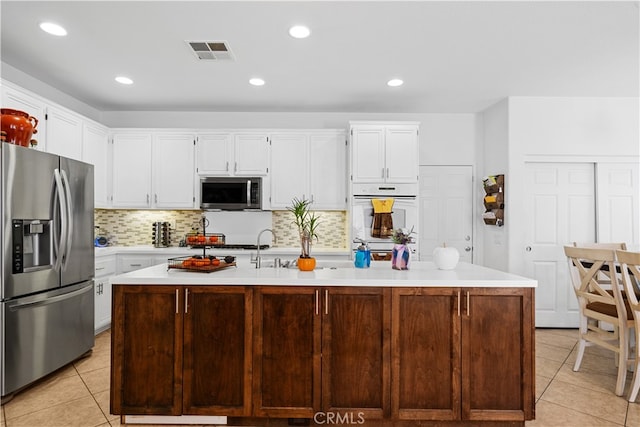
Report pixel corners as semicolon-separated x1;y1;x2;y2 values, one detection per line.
564;246;634;396
615;250;640;402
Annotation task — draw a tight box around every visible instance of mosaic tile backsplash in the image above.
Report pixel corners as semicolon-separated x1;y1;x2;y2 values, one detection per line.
94;209;348;249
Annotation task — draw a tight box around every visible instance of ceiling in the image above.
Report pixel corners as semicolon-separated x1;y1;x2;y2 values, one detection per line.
1;1;638;113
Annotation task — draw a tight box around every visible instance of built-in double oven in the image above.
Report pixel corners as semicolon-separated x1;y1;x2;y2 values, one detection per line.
351;182;419;260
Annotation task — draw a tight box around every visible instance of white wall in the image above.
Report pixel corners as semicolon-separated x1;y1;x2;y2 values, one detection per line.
506;96;640;275
1;62;102;122
418;114;477;166
478;99;509;271
509;97;639;157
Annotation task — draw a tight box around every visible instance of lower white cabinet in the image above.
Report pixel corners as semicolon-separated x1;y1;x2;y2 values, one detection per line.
94;255;116;333
116;254;153;274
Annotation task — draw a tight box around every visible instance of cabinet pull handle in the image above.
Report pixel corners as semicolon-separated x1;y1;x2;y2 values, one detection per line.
184;288;189;314
234;162;237;173
382;168;385;178
386;168;389;178
175;289;179;314
146;194;150;205
96;267;105;271
226;161;229;172
130;263;142;267
155;194;158;204
457;291;461;316
466;291;470;317
315;289;319;315
324;289;329;315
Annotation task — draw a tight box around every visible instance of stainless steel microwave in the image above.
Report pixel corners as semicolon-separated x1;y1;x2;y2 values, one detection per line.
200;177;262;210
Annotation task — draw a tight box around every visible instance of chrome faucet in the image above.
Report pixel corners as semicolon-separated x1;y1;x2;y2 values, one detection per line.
251;228;276;269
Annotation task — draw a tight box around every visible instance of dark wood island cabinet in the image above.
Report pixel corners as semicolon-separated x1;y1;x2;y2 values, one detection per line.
109;262;536;426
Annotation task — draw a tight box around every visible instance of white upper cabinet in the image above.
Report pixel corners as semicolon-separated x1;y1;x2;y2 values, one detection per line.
111;133;153;208
82;122;111;208
196;133;233;175
270;130;346;210
309;132;347;209
152;133;195;209
270;133;309;208
235;133;270;176
350;122;419;184
112;132;196;209
196;132;269;176
45;106;83;160
1;84;47;151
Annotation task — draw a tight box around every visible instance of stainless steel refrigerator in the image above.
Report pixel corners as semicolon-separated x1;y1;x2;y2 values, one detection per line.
1;142;95;401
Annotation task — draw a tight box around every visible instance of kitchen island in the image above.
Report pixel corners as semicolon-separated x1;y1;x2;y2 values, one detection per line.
110;261;536;427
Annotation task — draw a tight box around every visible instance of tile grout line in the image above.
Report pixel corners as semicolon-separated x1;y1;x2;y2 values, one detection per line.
538;335;633;426
73;361;112;427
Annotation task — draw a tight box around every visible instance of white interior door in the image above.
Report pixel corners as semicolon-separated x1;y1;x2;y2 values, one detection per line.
419;166;473;262
524;162;595;327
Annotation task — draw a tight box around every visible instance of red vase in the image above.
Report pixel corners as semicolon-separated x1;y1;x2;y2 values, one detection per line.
1;108;39;147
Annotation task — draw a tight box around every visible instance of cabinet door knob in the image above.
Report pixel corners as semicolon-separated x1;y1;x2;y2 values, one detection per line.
525;246;532;252
465;246;472;252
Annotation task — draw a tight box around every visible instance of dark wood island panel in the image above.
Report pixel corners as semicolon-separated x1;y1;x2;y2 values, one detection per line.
110;284;534;426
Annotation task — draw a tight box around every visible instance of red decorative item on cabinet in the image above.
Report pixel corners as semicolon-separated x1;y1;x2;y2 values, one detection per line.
1;108;38;147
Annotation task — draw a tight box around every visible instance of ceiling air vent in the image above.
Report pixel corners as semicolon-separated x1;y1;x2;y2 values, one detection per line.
187;41;235;61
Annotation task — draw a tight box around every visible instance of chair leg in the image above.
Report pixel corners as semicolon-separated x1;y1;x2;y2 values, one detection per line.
615;349;627;396
574;339;587;372
574;318;588;372
615;329;628;396
630;329;640;402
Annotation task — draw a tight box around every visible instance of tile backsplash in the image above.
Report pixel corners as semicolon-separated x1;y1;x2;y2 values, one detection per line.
94;209;348;249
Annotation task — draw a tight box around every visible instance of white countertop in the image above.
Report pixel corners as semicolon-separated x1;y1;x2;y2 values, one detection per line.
110;261;537;288
95;245;351;258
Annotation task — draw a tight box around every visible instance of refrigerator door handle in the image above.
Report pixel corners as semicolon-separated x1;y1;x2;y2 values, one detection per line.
53;169;68;272
60;169;74;268
7;282;93;311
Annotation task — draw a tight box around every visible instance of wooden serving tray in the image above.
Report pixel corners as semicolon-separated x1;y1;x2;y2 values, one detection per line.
167;256;236;273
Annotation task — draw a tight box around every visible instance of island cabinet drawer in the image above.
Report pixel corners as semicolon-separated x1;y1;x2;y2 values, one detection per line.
252;286;391;420
110;285;253;417
391;287;535;423
94;256;116;278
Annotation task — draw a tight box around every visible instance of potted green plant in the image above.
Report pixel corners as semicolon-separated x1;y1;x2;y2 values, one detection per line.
287;197;320;271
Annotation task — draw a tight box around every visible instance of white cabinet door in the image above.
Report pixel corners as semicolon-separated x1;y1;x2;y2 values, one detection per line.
385;127;419;183
309;133;347;209
234;133;270;176
152;133;195;208
82;122;111;208
1;85;47;151
351;124;419;184
351;127;386;183
112;133;152;208
196;133;233;175
94;255;116;333
45;106;83;160
270;133;308;208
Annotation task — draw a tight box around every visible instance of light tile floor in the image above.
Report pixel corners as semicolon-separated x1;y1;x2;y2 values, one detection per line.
0;328;639;426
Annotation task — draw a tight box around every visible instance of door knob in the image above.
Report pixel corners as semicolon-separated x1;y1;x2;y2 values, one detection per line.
465;246;471;252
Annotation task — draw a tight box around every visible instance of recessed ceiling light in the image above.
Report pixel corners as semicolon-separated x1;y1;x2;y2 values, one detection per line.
387;79;404;87
39;22;67;36
289;25;311;39
115;76;133;85
249;78;265;86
